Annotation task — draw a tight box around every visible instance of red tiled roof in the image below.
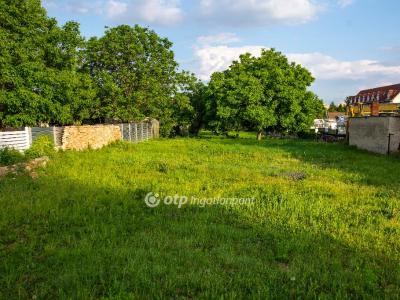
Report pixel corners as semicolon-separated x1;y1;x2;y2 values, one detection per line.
357;84;400;96
347;83;400;103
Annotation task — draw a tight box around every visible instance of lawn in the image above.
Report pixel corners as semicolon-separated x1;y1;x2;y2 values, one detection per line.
0;133;399;299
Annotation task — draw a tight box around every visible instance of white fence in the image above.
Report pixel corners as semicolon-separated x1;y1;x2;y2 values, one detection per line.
0;120;158;152
0;127;31;151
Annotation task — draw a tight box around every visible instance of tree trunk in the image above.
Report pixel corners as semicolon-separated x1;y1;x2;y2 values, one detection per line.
257;131;263;141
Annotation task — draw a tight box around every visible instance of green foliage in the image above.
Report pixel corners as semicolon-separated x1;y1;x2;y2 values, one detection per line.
206;49;326;138
328;101;346;113
0;1;96;127
0;135;399;298
0;1;326;138
25;135;55;159
83;25;190;136
0;147;25;166
173;71;207;136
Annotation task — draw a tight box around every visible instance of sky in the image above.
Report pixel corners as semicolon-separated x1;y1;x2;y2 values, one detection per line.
43;0;400;104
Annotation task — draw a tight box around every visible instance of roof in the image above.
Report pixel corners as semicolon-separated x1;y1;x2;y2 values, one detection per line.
327;112;345;120
347;83;400;103
357;84;400;96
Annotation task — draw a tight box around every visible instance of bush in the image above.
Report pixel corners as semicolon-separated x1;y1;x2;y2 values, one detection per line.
25;136;56;159
0;148;26;166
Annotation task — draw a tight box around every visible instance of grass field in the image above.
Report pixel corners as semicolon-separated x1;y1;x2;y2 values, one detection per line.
0;133;399;299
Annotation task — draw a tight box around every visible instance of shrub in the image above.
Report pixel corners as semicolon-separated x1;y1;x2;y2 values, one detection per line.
0;148;26;166
25;136;56;159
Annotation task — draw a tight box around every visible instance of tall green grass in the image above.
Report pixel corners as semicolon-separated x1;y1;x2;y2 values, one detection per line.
0;133;399;299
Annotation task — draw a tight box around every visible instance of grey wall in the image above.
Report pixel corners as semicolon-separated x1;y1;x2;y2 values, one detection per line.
348;117;400;154
31;127;64;148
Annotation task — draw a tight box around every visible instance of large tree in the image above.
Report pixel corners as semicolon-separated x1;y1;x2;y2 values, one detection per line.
0;0;95;127
83;25;186;135
206;49;325;139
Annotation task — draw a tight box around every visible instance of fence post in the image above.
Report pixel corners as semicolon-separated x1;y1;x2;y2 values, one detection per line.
134;123;137;143
25;127;32;148
52;126;57;146
128;123;132;142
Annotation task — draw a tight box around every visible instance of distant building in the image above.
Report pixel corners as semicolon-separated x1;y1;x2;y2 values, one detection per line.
346;84;400;105
327;112;345;121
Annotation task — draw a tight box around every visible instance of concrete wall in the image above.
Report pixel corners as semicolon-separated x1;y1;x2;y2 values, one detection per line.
62;125;122;151
348;117;400;154
150;119;160;139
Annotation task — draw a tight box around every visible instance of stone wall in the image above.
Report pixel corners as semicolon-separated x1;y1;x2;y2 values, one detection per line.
62;125;122;151
348;116;400;154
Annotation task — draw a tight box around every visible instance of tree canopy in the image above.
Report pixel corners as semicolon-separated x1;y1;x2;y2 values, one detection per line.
0;0;95;127
206;49;325;139
328;101;346;112
84;25;178;131
0;2;325;138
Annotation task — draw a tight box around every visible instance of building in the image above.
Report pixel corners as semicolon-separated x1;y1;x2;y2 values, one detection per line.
346;84;400;105
327;112;345;121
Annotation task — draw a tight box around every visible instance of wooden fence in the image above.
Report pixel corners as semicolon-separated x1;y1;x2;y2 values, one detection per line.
0;120;158;151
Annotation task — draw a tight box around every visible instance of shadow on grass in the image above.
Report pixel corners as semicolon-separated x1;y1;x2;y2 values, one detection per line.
210;135;400;191
0;175;399;299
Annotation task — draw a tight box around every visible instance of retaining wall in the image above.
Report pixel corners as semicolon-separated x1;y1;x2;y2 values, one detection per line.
348;116;400;154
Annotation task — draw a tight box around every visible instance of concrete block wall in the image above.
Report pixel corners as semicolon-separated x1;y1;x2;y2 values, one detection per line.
348;117;400;154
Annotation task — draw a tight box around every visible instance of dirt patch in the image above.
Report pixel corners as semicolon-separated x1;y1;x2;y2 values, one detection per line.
0;157;49;179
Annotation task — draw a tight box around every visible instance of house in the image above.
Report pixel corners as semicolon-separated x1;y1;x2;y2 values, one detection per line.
346;84;400;105
327;112;345;121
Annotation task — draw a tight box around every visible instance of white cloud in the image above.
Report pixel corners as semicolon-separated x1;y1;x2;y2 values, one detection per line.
104;0;183;25
194;45;265;80
55;0;183;26
64;1;104;14
199;0;322;26
287;53;400;80
380;46;400;52
194;44;400;83
135;0;183;25
197;33;241;46
106;1;128;18
337;0;354;8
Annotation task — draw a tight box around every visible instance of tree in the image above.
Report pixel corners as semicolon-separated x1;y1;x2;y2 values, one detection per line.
83;25;181;135
0;0;95;127
337;103;346;112
173;71;207;136
206;49;323;140
328;101;337;112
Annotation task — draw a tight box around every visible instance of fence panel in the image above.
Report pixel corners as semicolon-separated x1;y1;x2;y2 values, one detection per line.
1;121;158;152
118;121;155;143
53;127;64;148
0;128;31;151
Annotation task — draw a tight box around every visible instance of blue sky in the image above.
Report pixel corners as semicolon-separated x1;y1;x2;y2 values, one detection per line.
43;0;400;104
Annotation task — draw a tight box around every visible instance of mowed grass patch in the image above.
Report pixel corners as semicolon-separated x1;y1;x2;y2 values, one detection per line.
0;134;399;299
